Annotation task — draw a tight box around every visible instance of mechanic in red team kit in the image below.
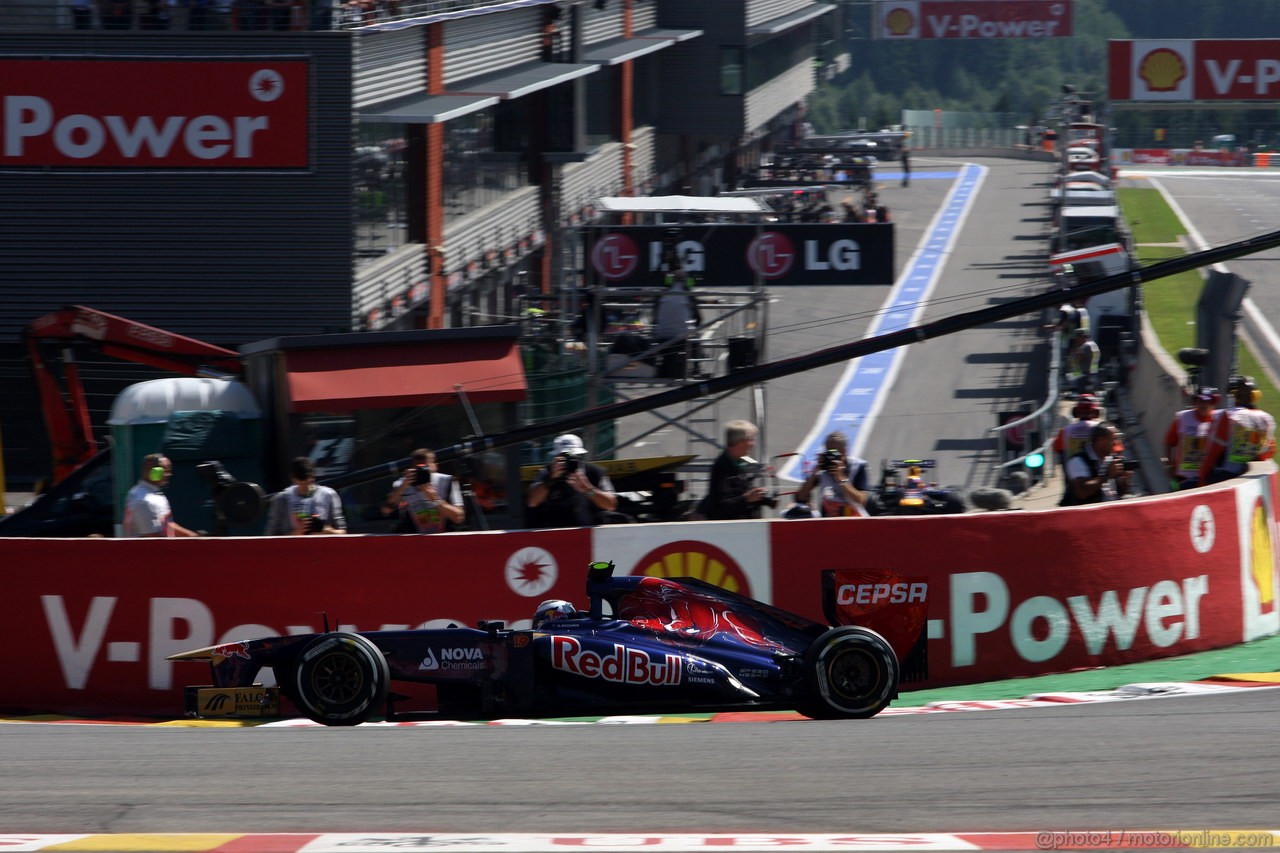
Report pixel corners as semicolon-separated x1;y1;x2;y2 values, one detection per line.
1163;387;1219;490
1197;377;1277;486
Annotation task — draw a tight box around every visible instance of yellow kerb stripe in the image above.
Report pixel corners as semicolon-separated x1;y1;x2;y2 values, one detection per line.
48;834;241;851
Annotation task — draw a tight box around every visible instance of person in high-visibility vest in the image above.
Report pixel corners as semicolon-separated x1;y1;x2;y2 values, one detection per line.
1197;377;1276;486
1163;387;1219;490
1053;393;1101;473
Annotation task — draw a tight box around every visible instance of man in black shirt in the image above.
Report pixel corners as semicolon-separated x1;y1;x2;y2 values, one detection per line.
526;434;618;528
703;420;771;520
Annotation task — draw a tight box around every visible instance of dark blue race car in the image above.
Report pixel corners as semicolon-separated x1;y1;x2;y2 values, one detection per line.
169;561;929;725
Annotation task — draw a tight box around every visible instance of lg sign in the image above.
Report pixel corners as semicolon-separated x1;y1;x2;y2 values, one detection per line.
1;59;310;168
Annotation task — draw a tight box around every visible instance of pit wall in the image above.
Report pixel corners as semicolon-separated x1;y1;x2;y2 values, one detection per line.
7;466;1279;717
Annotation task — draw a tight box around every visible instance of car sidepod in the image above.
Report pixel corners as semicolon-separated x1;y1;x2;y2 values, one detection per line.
532;620;782;712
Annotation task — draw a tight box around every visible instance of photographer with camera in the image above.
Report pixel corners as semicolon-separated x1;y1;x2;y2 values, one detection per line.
384;448;464;534
1060;423;1132;506
526;434;617;529
264;456;347;535
792;431;870;518
703;420;774;520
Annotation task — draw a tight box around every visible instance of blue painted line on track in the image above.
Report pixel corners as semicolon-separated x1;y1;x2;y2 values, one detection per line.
779;163;988;481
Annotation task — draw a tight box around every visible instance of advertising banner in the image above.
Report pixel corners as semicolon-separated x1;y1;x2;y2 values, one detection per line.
768;486;1248;685
4;473;1272;717
586;224;895;288
0;58;310;169
1111;40;1280;102
878;1;1072;40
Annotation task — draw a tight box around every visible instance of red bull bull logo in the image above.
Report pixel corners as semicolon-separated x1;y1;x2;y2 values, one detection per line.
211;642;251;661
550;636;683;686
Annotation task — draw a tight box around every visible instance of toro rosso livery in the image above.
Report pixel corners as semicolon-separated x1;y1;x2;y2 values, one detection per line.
169;561;928;725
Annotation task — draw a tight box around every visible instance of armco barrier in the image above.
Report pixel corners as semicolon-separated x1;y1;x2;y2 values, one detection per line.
6;467;1279;717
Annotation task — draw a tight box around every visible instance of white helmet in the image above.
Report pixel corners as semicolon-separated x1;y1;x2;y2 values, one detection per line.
533;599;576;628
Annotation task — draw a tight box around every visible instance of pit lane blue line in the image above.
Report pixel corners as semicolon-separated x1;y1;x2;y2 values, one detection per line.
780;162;987;480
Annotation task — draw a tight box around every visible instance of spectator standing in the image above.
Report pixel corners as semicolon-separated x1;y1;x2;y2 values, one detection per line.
703;420;770;520
793;430;870;518
1060;423;1131;506
526;434;618;528
264;456;347;535
900;147;911;187
1053;394;1102;473
1197;377;1277;486
1163;387;1219;490
653;255;702;379
123;453;199;538
384;448;464;534
1064;327;1100;397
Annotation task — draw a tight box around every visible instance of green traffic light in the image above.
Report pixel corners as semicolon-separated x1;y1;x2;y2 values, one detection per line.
1024;452;1046;470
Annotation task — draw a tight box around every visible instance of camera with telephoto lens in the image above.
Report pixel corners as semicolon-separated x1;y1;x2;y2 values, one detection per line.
307;514;326;534
413;465;433;486
1109;456;1140;473
558;455;581;476
817;448;843;472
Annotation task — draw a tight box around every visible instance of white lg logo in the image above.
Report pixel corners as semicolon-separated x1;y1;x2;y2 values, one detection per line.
1190;505;1215;554
249;69;285;102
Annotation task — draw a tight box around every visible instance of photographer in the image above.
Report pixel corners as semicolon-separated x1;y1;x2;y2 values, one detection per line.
703;420;773;520
384;448;464;534
793;431;869;518
1060;424;1132;506
526;434;617;529
264;456;347;535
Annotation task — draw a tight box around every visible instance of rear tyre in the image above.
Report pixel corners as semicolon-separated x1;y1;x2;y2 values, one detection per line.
289;632;389;726
799;626;899;720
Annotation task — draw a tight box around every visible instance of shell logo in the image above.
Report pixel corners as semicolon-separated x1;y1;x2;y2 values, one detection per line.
1251;500;1275;616
634;540;751;597
884;6;914;36
1138;47;1187;92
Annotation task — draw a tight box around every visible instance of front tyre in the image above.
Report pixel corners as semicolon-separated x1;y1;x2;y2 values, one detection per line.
800;626;899;720
290;632;389;726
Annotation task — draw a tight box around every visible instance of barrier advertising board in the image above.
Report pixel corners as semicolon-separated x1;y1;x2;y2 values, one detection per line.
4;471;1276;717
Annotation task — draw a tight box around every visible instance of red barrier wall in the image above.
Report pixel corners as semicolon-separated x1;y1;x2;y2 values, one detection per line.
6;470;1279;717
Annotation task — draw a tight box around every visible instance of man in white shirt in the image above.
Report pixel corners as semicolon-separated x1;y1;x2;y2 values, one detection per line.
122;453;200;537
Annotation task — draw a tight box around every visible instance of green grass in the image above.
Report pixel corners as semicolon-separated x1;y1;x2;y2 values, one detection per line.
1123;187;1187;245
1120;187;1280;405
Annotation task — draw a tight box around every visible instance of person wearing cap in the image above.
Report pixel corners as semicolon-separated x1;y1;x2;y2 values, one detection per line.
1163;388;1220;490
1053;394;1102;475
525;434;617;529
1197;377;1277;486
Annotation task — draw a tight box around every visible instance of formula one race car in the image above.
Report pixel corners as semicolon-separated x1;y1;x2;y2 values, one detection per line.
869;459;967;516
169;561;928;726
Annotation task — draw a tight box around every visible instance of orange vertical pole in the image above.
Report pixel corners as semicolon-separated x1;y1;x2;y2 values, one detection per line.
426;22;447;330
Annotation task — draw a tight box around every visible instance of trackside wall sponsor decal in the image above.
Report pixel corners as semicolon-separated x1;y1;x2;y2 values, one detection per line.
3;473;1276;716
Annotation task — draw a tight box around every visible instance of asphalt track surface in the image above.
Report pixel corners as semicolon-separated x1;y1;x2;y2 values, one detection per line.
4;690;1279;836
10;160;1280;846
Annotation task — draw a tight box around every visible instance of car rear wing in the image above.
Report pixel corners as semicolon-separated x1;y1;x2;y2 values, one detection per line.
821;568;929;683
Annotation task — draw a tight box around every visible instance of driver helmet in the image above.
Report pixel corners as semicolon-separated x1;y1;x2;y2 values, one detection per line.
532;599;577;629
